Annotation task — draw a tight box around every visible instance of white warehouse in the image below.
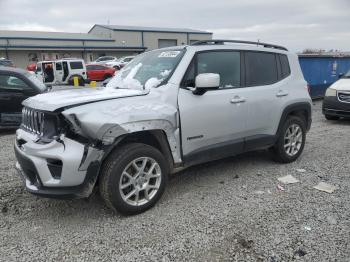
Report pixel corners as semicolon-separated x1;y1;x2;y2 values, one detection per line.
0;25;212;68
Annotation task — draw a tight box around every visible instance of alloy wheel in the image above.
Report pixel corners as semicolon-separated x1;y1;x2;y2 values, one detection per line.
119;157;162;206
284;123;303;156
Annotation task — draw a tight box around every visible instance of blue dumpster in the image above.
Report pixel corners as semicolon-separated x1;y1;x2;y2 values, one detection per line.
298;54;350;98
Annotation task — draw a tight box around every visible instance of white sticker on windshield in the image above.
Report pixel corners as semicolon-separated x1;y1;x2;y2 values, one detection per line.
158;51;181;58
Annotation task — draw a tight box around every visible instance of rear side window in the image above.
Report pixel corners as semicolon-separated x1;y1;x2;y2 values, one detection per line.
279;54;291;79
0;75;31;91
55;63;62;70
95;65;106;70
245;52;278;86
70;61;83;70
183;51;241;89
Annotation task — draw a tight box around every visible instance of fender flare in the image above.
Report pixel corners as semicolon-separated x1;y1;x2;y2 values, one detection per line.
100;120;182;165
276;102;312;137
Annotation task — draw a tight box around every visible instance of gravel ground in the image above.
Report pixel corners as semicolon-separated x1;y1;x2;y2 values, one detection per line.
0;100;349;262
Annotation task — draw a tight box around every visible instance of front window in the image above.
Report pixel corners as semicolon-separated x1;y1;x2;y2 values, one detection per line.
106;49;185;90
183;51;241;89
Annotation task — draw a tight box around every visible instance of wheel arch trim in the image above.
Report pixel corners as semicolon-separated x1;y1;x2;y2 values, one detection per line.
276;102;312;137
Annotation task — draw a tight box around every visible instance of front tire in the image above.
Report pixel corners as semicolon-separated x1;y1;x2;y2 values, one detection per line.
271;116;306;163
99;143;169;215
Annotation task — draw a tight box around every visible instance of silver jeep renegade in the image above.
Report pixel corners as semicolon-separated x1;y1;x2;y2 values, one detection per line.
14;40;312;214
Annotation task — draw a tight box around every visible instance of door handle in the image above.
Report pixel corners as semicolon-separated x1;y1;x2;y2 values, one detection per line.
230;96;246;104
276;90;288;97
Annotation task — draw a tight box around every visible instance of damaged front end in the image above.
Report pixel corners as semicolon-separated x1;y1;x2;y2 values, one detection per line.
14;84;181;199
15;106;105;199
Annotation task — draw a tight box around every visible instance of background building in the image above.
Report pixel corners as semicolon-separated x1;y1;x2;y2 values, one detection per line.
0;25;212;68
88;25;213;50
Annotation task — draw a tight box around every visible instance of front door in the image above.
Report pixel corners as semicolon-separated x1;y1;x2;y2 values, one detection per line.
35;62;44;83
43;62;55;83
178;50;247;164
54;62;64;83
0;74;37;125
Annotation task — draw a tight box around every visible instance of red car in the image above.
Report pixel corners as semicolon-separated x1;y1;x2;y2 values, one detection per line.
86;64;116;81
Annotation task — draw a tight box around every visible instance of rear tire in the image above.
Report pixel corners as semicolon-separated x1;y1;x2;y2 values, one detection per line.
325;114;339;121
99;143;169;215
271;116;306;163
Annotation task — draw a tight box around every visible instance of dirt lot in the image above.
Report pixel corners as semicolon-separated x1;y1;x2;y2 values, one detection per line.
0;100;349;262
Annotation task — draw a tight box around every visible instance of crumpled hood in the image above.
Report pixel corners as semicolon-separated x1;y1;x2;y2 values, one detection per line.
329;79;350;91
23;87;149;111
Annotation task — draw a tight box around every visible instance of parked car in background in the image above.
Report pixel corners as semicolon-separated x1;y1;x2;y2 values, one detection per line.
93;56;117;65
0;58;14;67
105;56;135;70
0;67;47;127
14;40;312;215
86;64;116;81
35;58;87;86
323;69;350;120
26;63;37;72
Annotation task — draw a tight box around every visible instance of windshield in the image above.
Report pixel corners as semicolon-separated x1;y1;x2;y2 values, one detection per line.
25;72;46;91
106;49;184;90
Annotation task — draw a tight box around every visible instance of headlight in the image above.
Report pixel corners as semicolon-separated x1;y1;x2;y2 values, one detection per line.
325;88;337;97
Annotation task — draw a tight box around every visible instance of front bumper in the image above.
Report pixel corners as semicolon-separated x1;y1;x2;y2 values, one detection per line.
322;96;350;118
14;129;103;199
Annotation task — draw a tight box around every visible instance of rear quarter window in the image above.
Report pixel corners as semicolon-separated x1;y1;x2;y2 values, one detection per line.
70;61;84;70
279;54;291;79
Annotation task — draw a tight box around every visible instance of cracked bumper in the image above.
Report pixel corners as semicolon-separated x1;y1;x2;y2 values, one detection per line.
14;129;102;199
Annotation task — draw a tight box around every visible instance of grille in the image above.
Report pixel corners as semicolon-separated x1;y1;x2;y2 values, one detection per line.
338;91;350;103
22;107;44;135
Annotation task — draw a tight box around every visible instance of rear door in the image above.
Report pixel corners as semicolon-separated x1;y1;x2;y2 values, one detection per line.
87;65;98;80
178;50;248;164
54;61;64;83
0;73;37;125
239;51;285;149
94;65;105;80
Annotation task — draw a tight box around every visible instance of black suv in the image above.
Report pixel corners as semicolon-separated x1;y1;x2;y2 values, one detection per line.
0;67;47;127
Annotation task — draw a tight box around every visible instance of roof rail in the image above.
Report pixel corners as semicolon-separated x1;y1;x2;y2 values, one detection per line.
191;39;288;51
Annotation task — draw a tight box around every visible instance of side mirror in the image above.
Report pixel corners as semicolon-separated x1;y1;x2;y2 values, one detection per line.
193;73;220;95
338;73;344;79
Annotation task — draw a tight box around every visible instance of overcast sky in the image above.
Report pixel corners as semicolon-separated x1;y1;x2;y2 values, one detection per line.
0;0;349;52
